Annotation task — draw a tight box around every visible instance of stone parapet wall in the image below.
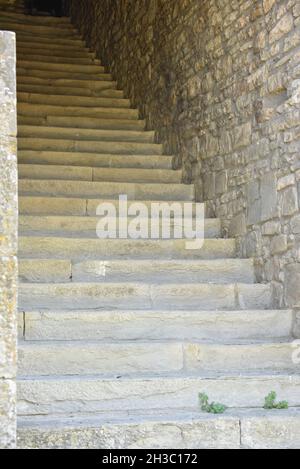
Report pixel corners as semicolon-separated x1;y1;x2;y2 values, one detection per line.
67;0;300;319
0;30;17;449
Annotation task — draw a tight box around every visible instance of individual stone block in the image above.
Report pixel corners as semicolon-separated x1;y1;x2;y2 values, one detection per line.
229;213;246;237
0;380;16;449
271;235;288;255
0;137;18;257
215;171;227;195
263;0;276;14
285;263;300;308
277;174;295;190
241;411;300;449
281;187;299;217
261;172;278;222
0;256;17;380
247;180;262;225
0;31;17;138
232;122;252;150
291;215;300;234
269;14;294;44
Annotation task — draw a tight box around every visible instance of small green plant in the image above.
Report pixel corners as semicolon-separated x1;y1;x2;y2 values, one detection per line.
264;391;289;410
199;393;228;414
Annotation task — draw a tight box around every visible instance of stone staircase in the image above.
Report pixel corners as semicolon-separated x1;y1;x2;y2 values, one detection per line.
1;1;300;449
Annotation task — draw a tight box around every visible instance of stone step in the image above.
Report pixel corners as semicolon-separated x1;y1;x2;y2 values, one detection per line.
16;46;96;59
19;197;205;217
0;18;74;32
19;309;291;342
17;373;300;416
17;409;300;449
19;237;236;261
19;216;220;240
17;67;112;81
17;54;101;66
18;138;163;155
18;115;145;131
18;164;182;184
17;83;123;98
17;76;116;91
18;125;154;143
0;21;77;36
19;256;253;284
19;179;193;200
17;60;105;74
16;39;89;53
0;11;72;25
18;282;271;311
18;91;129;108
16;35;85;48
18;151;171;170
18;339;294;377
18;103;138;120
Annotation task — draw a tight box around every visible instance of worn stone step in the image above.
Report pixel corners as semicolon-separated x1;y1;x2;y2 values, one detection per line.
16;39;89;53
1;20;74;34
17;77;116;92
18;282;271;311
18;115;145;132
19;216;220;240
18;91;129;108
16;34;84;46
18;341;184;377
18;339;294;378
0;11;72;25
19;257;252;284
18;373;300;416
17;83;123;98
17;409;300;449
18;125;154;143
0;21;77;36
18;151;170;170
16;46;96;59
18;103;138;120
17;60;105;74
17;67;112;81
185;342;297;374
18;164;181;184
19;179;192;200
0;11;73;26
19;256;253;284
19;237;236;261
17;54;101;66
18;138;163;155
19;309;291;342
17;411;240;449
19;197;206;217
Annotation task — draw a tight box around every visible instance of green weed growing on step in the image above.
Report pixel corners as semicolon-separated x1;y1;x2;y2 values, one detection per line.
264;391;289;410
199;393;227;414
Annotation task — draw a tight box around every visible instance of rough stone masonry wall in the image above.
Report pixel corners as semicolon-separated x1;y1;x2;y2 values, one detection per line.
0;31;17;449
68;0;300;327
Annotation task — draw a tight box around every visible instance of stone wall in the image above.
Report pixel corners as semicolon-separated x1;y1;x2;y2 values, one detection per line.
67;0;300;324
0;30;17;449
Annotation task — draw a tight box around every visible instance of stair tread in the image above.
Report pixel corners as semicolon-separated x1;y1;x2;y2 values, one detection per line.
18;92;129;107
17;407;300;425
18;102;138;116
18;125;155;141
17;369;298;381
16;408;300;449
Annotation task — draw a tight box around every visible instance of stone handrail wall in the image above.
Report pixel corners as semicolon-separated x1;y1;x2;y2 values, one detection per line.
0;30;17;449
67;0;300;326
